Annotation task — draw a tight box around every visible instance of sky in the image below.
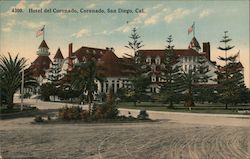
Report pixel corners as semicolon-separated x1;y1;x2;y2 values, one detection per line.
0;0;249;88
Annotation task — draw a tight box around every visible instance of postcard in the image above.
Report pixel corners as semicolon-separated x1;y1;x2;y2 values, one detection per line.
0;0;249;158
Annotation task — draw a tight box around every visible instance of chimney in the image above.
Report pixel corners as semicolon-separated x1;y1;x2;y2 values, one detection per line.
68;43;73;72
69;43;73;58
203;42;210;61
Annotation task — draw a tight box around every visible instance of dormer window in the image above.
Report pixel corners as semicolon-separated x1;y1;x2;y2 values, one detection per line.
146;57;151;64
151;75;156;82
155;56;161;65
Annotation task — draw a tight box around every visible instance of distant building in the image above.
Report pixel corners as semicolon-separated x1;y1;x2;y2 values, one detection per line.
137;37;217;93
28;40;52;85
28;36;221;96
59;43;133;94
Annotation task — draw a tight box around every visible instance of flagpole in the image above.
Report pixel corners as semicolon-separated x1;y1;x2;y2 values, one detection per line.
193;22;195;37
43;25;45;40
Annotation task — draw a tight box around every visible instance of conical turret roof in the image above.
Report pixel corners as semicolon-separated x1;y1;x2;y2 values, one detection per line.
54;48;64;59
188;37;201;50
39;40;49;49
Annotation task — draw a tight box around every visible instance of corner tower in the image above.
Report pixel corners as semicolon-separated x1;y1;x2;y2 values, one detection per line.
37;40;50;56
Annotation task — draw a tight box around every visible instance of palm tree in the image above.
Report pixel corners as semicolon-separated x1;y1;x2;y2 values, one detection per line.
71;60;103;114
0;53;38;109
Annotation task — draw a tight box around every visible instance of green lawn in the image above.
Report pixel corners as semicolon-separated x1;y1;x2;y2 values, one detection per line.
117;102;250;115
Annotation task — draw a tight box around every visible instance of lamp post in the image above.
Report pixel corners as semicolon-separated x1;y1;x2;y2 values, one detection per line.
21;69;24;111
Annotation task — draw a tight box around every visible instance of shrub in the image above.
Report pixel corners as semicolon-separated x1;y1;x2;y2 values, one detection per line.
92;103;119;119
34;115;44;122
23;92;31;99
58;106;89;120
137;109;149;120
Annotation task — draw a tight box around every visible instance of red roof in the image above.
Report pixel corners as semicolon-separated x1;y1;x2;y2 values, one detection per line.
72;46;106;62
39;40;49;49
97;51;134;77
28;56;52;77
138;48;203;58
54;48;64;59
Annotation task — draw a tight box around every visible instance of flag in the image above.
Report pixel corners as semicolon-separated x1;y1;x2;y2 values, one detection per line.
36;26;44;37
188;23;194;35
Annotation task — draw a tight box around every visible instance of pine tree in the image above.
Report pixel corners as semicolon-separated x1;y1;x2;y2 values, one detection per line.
47;62;61;101
159;35;184;108
193;56;213;103
125;28;144;57
182;69;198;107
124;28;150;106
216;31;246;108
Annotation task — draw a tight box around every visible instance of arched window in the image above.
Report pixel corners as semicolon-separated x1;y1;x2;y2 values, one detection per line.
155;56;161;65
146;57;151;64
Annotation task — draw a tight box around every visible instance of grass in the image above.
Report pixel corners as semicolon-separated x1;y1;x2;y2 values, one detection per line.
0;105;37;114
117;102;250;115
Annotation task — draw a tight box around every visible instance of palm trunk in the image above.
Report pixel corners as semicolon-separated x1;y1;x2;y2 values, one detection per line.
7;93;14;109
88;94;92;115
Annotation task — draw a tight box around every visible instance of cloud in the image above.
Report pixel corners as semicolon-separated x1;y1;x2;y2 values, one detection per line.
72;28;91;38
95;30;113;36
164;8;191;23
1;20;47;32
16;0;26;9
20;21;47;29
199;9;213;18
115;4;167;32
39;0;52;8
29;0;52;9
144;14;161;25
1;20;16;32
115;0;126;4
86;3;96;9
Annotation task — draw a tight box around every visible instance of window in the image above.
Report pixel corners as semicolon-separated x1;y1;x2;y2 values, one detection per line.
189;56;192;62
146;57;151;64
155;57;161;65
101;83;104;92
152;75;156;82
185;57;187;62
184;65;187;71
105;81;109;93
158;77;161;82
116;80;120;89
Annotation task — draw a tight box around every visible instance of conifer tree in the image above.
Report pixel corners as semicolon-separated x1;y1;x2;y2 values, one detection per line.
124;28;150;105
47;62;61;101
193;56;213;103
182;69;198;107
159;35;184;108
216;31;246;108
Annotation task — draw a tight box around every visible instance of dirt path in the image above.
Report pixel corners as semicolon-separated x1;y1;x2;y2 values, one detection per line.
0;99;249;158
